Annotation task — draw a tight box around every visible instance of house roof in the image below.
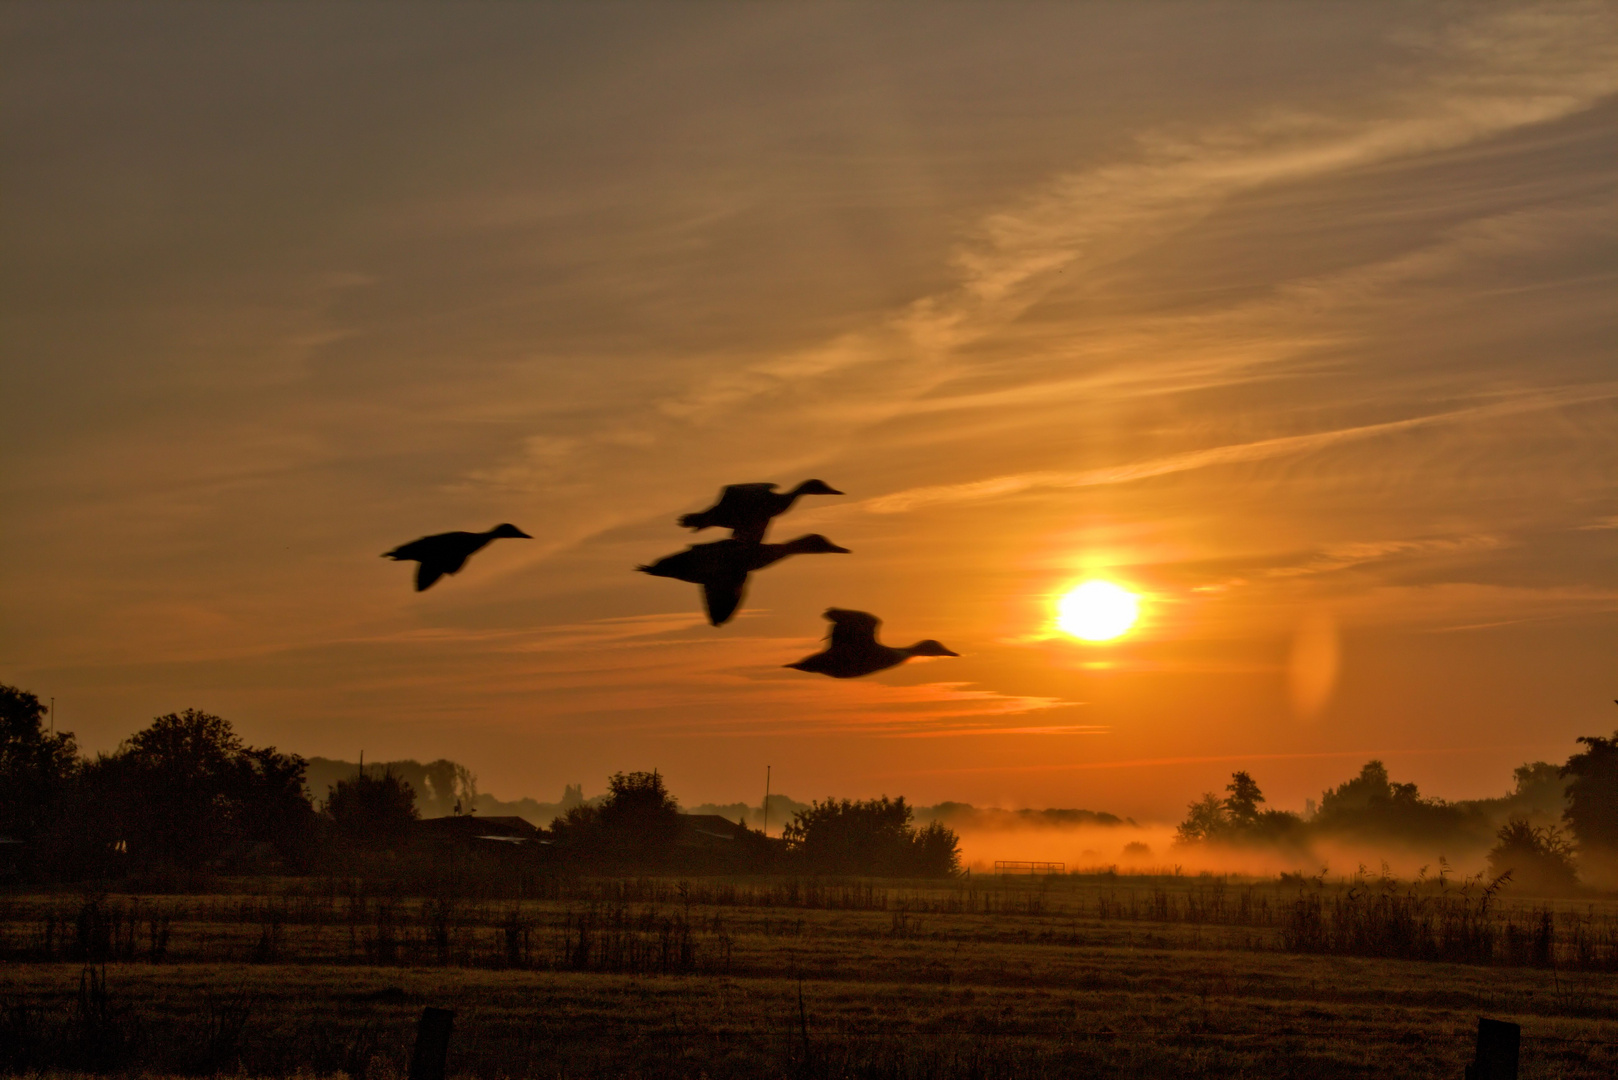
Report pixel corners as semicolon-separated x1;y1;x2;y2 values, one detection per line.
416;814;540;838
677;814;749;846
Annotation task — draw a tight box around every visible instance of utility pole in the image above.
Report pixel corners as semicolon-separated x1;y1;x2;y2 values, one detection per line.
763;765;772;837
49;697;54;735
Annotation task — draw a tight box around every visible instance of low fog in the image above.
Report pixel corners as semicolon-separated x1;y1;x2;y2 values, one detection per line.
306;748;1609;890
950;820;1497;882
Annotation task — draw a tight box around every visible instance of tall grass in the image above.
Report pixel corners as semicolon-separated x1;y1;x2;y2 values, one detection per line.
1280;875;1618;969
4;873;1616;973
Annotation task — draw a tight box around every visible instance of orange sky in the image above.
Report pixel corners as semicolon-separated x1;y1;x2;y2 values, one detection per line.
2;4;1615;821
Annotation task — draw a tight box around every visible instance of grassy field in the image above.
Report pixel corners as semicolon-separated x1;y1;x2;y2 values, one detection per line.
3;874;1616;1078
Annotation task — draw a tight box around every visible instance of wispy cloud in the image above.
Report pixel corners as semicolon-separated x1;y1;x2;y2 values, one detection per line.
862;385;1618;514
895;743;1570;778
1264;535;1507;579
9;4;1614;810
460;4;1618;531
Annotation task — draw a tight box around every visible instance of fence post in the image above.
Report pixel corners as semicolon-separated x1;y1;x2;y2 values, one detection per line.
1464;1017;1518;1080
409;1006;455;1080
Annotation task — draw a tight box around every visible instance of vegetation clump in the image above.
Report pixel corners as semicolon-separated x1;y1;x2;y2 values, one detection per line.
783;795;961;878
1487;817;1577;894
1562;731;1618;865
1173;749;1618;895
326;768;420;851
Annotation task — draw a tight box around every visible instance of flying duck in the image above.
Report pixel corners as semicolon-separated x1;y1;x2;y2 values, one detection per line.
383;523;531;592
785;608;958;678
678;480;843;544
636;533;851;626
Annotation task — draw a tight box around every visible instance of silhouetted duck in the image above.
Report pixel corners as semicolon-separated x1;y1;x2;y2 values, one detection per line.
637;534;851;626
383;523;531;592
679;480;843;544
785;608;958;678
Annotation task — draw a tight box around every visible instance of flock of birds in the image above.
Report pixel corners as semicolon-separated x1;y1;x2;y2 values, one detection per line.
382;480;958;679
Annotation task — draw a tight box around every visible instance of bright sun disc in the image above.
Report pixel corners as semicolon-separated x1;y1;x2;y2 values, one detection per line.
1056;580;1139;641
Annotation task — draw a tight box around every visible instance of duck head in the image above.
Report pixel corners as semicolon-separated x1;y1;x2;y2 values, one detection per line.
489;523;533;539
792;479;843;496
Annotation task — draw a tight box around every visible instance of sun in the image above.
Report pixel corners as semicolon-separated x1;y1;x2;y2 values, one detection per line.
1055;580;1140;642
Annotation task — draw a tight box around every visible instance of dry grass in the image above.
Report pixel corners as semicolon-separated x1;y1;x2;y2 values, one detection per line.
2;875;1616;1078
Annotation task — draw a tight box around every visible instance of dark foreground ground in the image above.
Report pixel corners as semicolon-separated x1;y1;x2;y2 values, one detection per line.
3;875;1615;1078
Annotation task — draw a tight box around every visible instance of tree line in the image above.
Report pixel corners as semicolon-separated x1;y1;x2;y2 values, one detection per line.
0;683;959;882
1174;738;1618;893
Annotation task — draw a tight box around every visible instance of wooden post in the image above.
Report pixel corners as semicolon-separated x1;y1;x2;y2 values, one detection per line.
1464;1017;1519;1080
408;1006;455;1080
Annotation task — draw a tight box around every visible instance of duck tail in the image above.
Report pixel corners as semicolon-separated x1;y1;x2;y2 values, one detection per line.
678;512;709;530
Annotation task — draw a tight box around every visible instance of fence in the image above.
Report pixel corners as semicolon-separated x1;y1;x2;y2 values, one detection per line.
993;861;1065;875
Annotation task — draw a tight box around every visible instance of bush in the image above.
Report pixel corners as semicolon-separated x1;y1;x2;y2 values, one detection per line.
325;767;419;849
1487;817;1578;894
1562;730;1618;859
784;796;960;877
550;770;683;871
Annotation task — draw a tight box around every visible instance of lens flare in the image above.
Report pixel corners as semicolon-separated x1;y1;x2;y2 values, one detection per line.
1056;580;1139;641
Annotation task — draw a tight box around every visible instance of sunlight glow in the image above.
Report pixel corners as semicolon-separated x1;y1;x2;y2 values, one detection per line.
1056;580;1140;642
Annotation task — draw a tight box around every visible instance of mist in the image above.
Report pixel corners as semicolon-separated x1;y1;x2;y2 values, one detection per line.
952;820;1498;881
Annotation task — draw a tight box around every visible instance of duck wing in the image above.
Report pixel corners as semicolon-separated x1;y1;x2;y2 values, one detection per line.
702;572;749;626
417;542;476;589
825;609;882;649
712;482;779;507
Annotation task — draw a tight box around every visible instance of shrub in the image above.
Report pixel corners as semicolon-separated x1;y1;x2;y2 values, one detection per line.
784;796;960;877
1487;817;1578;894
325;767;419;849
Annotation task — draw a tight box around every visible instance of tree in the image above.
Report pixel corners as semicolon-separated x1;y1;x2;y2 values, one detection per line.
597;770;682;866
1513;761;1564;802
1176;774;1302;847
119;709;246;866
783;795;958;877
1175;793;1228;844
1312;759;1481;846
110;709;314;870
0;684;77;845
1491;761;1568;825
1224;772;1266;829
547;770;683;869
1561;730;1618;858
911;819;963;877
325;767;419;849
411;758;477;816
232;745;317;866
1487;817;1577;894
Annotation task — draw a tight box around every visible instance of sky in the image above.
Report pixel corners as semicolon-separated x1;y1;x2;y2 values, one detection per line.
2;3;1615;822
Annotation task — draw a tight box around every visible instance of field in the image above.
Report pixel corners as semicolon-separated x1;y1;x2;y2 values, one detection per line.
3;874;1616;1079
